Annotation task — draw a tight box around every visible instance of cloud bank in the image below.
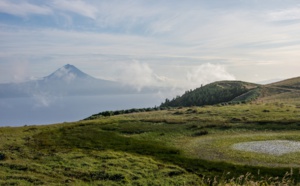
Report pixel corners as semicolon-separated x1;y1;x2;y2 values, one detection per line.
116;61;235;92
1;0;300;84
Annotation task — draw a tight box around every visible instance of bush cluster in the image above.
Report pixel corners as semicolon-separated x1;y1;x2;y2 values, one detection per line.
84;107;172;120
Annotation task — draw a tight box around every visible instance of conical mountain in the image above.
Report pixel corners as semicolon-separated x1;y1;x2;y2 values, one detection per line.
0;64;139;97
44;64;94;82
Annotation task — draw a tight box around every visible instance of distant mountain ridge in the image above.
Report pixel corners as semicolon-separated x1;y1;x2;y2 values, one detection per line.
0;64;157;98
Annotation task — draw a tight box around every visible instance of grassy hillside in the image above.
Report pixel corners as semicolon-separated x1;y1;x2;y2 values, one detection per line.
256;77;300;105
1;103;300;185
160;81;259;107
269;76;300;89
160;77;300;108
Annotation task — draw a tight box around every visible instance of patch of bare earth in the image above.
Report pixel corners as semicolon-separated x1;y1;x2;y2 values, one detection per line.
232;140;300;156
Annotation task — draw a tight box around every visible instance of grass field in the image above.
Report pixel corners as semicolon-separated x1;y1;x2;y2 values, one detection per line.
1;103;300;185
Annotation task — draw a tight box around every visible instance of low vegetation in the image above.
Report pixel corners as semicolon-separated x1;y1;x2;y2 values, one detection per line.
1;103;300;185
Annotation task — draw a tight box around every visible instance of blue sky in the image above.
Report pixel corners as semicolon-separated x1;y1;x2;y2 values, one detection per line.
1;0;300;89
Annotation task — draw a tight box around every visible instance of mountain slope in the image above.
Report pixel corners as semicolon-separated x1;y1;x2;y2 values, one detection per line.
44;64;94;82
255;76;300;104
160;81;259;107
36;64;130;96
268;76;300;89
0;64;137;98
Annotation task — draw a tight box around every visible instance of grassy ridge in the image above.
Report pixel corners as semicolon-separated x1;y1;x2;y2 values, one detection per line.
160;77;300;108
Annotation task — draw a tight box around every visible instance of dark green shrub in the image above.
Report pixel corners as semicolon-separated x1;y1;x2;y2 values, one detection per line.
0;153;6;160
193;130;208;136
102;111;113;116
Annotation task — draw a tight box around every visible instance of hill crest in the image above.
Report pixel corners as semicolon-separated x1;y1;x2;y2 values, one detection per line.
160;76;300;107
267;76;300;89
160;80;260;107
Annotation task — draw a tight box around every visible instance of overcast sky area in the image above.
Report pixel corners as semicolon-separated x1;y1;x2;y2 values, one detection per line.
1;0;300;90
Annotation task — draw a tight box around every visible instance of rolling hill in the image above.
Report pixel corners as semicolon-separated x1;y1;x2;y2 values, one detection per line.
269;76;300;89
160;76;300;107
257;76;300;104
160;80;260;107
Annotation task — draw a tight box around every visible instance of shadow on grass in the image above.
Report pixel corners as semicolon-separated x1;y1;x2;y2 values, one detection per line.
31;124;300;183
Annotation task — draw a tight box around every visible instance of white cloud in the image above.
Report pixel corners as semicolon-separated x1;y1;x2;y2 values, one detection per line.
0;0;98;21
268;7;300;21
0;59;33;83
90;1;166;29
32;92;53;107
1;1;300;85
115;61;236;92
51;0;98;19
116;60;162;91
0;0;52;17
186;63;235;90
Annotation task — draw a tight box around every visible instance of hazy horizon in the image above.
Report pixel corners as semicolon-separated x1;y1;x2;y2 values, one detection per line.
0;63;287;87
1;0;300;89
1;1;300;126
0;94;165;126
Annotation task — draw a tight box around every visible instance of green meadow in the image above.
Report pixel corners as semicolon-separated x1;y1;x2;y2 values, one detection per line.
1;102;300;185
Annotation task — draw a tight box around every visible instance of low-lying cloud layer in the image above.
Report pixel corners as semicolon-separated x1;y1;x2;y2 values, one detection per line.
117;61;157;91
117;61;235;92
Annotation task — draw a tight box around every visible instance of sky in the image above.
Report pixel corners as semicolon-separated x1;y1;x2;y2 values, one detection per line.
1;0;300;90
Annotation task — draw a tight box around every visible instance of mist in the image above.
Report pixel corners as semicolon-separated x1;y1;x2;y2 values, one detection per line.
186;63;236;90
0;62;236;126
0;94;164;126
116;61;235;92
